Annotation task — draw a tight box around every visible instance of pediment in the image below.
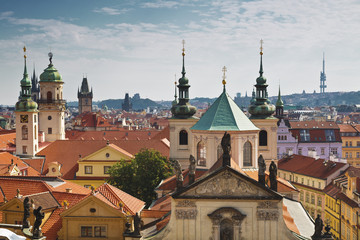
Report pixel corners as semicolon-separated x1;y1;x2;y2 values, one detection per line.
177;168;281;199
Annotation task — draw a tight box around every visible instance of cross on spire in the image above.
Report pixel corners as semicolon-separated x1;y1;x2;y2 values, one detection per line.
182;39;185;56
222;66;227;88
260;39;264;55
23;46;27;59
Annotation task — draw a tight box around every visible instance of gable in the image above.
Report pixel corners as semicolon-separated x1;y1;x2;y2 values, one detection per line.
80;145;133;162
61;195;125;218
176;168;282;199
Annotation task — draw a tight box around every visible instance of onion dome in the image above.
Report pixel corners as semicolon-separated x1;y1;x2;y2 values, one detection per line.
171;40;197;119
39;52;63;82
248;40;275;119
15;46;38;112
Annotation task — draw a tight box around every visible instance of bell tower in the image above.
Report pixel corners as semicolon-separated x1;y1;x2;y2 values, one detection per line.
15;46;39;157
38;52;66;142
169;40;198;167
78;76;93;114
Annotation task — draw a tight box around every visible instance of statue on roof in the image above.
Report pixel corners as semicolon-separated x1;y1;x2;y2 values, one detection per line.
269;161;277;191
133;213;141;236
312;214;324;239
170;158;183;190
33;206;45;238
189;155;196;184
258;155;266;186
22;197;30;229
221;132;231;167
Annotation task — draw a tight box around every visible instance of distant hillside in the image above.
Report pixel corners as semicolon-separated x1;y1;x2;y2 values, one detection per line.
67;90;360;110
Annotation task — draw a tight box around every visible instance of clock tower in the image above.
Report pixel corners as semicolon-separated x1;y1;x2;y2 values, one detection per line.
15;47;39;157
38;52;66;142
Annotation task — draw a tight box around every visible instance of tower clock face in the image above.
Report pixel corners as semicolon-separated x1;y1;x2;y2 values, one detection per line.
20;115;28;123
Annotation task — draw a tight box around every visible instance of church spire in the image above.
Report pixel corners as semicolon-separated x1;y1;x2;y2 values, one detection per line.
170;40;197;119
222;66;227;92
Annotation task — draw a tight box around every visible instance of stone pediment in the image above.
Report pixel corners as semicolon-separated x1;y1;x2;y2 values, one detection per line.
177;168;281;199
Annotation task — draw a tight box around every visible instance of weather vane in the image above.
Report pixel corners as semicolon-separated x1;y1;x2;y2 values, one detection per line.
182;39;185;56
222;66;227;86
260;39;264;55
48;51;53;64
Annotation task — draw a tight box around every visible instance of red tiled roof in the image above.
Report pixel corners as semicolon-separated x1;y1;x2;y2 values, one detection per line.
278;154;348;180
338;124;358;133
337;192;359;208
0;152;40;176
22;158;46;174
150;195;171;211
290;120;339;129
141;209;168;218
73;112;112;128
96;183;145;215
323;182;341;198
283;204;300;235
289;128;342;142
36;139;169;180
0;132;15;151
66;129;164;141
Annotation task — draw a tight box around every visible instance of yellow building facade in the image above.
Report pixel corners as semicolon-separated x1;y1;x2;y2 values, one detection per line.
73;143;134;188
339;124;360;167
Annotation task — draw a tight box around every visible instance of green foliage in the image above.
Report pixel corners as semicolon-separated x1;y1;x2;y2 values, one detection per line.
107;148;173;207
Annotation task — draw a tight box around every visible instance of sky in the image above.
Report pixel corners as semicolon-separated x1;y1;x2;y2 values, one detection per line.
0;0;360;105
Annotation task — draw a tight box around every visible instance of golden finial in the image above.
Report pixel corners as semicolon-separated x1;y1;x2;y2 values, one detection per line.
260;39;264;55
182;39;185;56
23;46;27;59
222;66;227;85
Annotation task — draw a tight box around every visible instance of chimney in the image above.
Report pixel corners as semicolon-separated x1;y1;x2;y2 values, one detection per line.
65;188;72;193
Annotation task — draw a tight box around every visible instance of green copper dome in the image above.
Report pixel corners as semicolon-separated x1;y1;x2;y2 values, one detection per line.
16;52;38;112
248;50;275;119
171;43;197;119
40;63;62;82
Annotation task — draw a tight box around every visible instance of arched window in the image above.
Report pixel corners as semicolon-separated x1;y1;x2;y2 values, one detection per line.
57;93;59;100
34;125;37;139
243;141;252;167
22;126;28;140
197;141;206;166
179;130;188;145
217;144;223;160
47;91;52;103
259;130;268;146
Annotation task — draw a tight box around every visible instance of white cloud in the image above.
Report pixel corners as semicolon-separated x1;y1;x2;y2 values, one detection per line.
93;7;129;15
141;0;181;8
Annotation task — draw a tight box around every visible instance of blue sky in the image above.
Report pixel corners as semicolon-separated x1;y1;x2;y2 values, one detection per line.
1;0;360;105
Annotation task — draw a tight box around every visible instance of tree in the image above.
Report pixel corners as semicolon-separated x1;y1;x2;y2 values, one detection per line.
107;148;173;207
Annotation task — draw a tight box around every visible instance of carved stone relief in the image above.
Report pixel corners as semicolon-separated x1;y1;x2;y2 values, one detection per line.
176;200;196;208
183;170;269;197
256;201;279;220
175;209;198;219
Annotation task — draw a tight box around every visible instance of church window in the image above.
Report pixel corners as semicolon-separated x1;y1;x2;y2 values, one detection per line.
278;135;281;140
57;93;59;100
34;126;37;139
179;130;188;145
48;128;52;134
85;166;93;174
197;141;206;166
34;115;37;123
22;126;28;140
48;116;52;120
47;91;52;102
81;226;93;237
259;130;267;146
94;226;106;237
217;144;223;160
106;153;110;158
243;141;252;167
220;219;233;240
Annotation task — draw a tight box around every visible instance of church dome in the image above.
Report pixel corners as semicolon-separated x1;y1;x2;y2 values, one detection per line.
40;63;62;82
15;98;38;112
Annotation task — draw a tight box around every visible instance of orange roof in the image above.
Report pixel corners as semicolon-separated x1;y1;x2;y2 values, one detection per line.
66;129;164;141
73;112;112;128
36;139;169;180
338;124;358;133
290;120;339;129
150;195;171;211
22;158;46;174
0;152;40;176
0;132;15;151
141;209;168;218
96;183;145;215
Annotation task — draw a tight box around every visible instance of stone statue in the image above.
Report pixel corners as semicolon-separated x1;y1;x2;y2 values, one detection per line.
221;132;231;166
189;155;196;184
312;214;324;239
269;161;277;191
133;213;141;236
22;197;30;229
258;155;266;186
33;206;45;238
170;158;183;190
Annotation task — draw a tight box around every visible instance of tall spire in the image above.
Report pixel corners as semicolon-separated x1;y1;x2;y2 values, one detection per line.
320;52;327;93
259;39;264;76
181;39;186;77
23;46;28;79
276;85;283;107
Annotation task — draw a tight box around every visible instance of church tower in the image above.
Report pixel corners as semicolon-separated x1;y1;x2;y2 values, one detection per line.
78;77;93;114
248;40;278;166
122;93;132;112
31;67;40;102
169;40;198;167
38;52;66;142
15;47;39;157
275;86;284;119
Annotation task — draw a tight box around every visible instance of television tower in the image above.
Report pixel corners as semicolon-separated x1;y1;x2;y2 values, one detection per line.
320;53;327;93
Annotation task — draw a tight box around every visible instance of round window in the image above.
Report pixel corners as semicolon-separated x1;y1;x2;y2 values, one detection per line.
48;116;52;120
106;153;110;158
52;168;56;172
